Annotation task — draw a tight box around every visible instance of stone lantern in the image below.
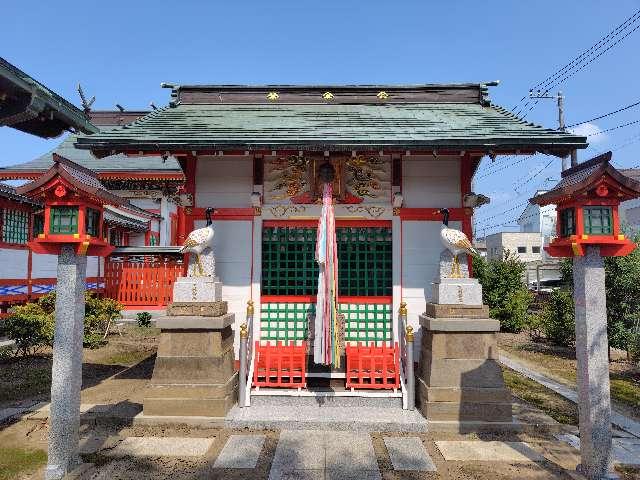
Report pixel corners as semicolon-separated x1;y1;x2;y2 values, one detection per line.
16;154;126;480
533;151;638;258
17;154;123;257
531;151;640;480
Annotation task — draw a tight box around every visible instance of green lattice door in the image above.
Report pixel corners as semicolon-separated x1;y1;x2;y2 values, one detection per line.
261;224;393;346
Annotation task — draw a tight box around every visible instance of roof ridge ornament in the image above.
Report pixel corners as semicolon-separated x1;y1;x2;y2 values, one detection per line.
322;91;334;101
266;91;279;102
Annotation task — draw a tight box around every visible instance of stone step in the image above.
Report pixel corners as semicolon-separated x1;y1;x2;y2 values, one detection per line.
226;404;427;432
250;388;403;408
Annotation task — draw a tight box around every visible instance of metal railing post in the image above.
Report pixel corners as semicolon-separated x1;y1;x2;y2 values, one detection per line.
238;322;248;408
399;301;415;410
405;325;415;410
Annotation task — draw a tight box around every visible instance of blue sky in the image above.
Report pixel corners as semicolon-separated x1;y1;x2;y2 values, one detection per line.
2;1;640;235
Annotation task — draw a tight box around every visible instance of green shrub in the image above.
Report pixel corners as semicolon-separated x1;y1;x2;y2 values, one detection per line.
1;303;54;356
1;292;122;355
136;311;152;328
539;289;575;347
472;251;532;332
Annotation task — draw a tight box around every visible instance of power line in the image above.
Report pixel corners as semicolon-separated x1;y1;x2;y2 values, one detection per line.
586;119;640;136
513;159;555;191
512;8;640;117
566;99;640;128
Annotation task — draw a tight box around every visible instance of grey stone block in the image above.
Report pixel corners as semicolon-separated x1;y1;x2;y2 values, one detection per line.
419;315;500;332
156;313;235;330
383;436;436;471
166;301;228;317
432;278;483;305
173;276;222;303
213;434;265;469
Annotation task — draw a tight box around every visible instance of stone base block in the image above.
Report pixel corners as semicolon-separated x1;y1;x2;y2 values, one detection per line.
417;314;513;426
424;303;490;319
144;374;238;417
421;330;499;360
173;276;222;303
419;315;500;332
418;382;511;403
420;400;513;422
432;278;482;306
156;313;235;331
167;301;227;317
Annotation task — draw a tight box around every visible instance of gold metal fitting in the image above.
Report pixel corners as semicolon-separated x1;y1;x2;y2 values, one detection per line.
399;301;407;316
322;91;334;101
406;325;414;342
377;91;389;100
247;299;254;316
240;323;248;339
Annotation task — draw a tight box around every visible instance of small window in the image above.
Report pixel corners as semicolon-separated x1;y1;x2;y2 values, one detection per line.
1;208;29;244
583;206;612;235
560;208;576;237
50;206;78;234
517;246;527;253
532;246;541;254
109;228;125;246
85;208;101;237
32;213;44;237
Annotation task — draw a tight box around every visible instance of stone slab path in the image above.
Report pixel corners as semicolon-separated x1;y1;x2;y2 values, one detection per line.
268;430;381;480
499;353;640;438
435;440;544;462
383;436;436;471
554;433;640;467
214;434;265;469
104;437;214;457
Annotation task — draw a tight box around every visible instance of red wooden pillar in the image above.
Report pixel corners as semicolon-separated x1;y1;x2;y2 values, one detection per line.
177;155;197;245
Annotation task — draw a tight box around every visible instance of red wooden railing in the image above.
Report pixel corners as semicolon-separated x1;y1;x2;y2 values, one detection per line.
104;253;185;308
253;341;307;388
345;342;400;390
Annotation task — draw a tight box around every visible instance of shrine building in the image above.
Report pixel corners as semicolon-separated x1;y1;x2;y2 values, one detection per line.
70;83;585;398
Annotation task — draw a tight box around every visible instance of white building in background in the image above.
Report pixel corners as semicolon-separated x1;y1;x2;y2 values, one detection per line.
517;190;557;235
485;232;543;262
620;169;640;233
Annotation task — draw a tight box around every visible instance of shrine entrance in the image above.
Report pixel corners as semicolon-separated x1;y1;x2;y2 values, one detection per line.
253;220;400;395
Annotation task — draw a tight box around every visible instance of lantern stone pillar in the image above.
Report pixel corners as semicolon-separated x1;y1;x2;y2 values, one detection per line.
45;246;87;480
573;246;617;480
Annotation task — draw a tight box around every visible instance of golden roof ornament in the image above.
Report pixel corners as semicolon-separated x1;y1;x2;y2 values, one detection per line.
377;91;389;100
322;91;334;101
266;92;279;102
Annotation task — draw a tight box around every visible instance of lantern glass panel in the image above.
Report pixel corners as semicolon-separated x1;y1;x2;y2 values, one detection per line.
50;206;78;234
86;208;101;237
583;206;612;235
560;208;575;237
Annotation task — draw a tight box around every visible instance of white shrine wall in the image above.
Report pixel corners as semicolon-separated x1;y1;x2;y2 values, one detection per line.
195;156;254;208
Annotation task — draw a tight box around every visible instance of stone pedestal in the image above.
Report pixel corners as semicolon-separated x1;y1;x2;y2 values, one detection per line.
417;303;512;426
573;246;616;479
45;246;87;480
144;314;238;417
144;270;237;418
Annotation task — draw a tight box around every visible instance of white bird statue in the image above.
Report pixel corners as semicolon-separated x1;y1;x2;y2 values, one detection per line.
438;208;478;278
179;207;215;276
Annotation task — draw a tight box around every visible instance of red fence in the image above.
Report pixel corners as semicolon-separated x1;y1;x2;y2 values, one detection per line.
346;342;400;390
104;253;184;308
253;341;307;388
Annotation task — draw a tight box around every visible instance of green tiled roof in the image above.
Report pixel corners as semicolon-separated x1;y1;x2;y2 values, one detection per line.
75;102;587;155
0;128;182;175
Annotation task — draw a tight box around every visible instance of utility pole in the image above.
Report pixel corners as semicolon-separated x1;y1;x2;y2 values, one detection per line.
529;90;578;170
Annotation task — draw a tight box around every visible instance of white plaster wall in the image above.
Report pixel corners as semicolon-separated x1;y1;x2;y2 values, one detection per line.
195;156;253;208
194;219;253;359
0;248;28;278
402;156;461;208
401;220;461;359
30;253;100;278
